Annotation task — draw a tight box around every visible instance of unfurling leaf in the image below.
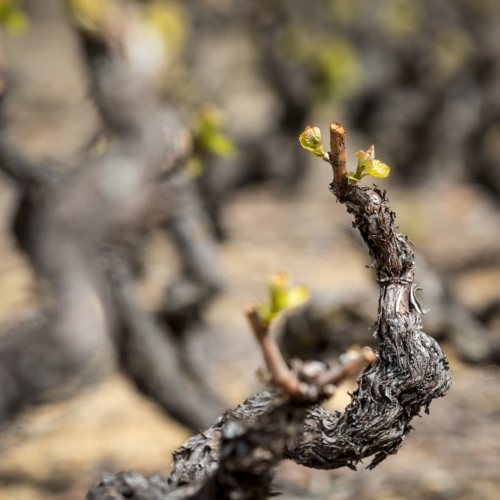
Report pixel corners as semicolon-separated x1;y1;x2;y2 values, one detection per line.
257;271;310;326
186;157;203;178
269;271;290;313
355;144;375;168
365;159;390;179
347;144;390;185
299;126;329;160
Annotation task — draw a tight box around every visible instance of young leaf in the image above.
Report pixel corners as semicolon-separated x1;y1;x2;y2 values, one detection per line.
66;0;109;33
286;285;310;309
365;159;390;179
299;126;328;160
349;145;390;184
355;144;375;168
257;271;310;326
268;271;289;315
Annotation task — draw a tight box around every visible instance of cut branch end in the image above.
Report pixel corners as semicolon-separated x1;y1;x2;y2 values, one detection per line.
329;121;348;198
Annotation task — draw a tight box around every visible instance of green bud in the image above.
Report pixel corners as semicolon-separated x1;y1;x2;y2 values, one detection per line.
299;126;328;160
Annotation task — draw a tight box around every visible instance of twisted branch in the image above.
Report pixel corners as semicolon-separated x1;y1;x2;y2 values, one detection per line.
87;122;451;498
88;305;374;500
168;123;452;480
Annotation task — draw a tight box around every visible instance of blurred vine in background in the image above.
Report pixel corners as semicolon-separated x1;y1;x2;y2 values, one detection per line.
66;0;189;70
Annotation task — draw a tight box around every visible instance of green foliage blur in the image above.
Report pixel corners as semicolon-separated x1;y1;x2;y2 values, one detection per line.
0;0;27;33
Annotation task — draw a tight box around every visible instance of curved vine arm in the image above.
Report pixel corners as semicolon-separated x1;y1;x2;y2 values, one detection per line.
168;122;452;483
87;122;452;499
287;122;452;469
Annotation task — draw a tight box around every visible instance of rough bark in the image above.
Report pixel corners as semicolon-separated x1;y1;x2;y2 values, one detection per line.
86;393;293;500
285;122;452;470
276;247;500;366
89;348;373;500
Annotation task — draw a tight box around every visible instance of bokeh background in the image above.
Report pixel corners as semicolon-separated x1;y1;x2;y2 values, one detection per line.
0;0;499;498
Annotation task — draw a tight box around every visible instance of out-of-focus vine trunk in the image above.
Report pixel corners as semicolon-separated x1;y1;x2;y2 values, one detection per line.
0;0;227;432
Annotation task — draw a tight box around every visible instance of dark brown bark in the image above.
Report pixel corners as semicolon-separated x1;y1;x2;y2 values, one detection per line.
285;123;452;469
90;349;374;500
86;392;295;500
